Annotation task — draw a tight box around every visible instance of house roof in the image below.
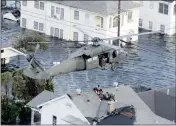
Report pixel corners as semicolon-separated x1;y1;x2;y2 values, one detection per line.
69;85;174;124
156;86;175;97
52;1;141;16
26;90;59;108
1;47;27;58
62;115;89;124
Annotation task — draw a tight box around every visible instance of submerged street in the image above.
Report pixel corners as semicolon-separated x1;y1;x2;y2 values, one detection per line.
1;17;176;95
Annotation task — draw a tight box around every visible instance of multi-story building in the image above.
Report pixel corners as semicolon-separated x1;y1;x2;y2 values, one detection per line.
20;1;141;45
138;1;176;35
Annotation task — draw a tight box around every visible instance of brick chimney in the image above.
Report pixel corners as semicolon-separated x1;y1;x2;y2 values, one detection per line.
107;101;116;113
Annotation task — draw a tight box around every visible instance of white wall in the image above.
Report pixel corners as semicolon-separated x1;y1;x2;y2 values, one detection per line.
40;95;88;124
20;1;139;42
139;1;175;35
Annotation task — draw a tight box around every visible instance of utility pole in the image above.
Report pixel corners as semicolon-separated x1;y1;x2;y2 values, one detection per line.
117;0;121;46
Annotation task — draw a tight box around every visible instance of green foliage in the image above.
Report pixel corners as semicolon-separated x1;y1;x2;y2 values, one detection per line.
1;96;31;125
1;71;12;83
12;31;48;52
1;67;54;125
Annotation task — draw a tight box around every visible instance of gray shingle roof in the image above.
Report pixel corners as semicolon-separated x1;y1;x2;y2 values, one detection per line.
26;90;59;108
156;86;175;97
70;85;174;124
52;1;141;16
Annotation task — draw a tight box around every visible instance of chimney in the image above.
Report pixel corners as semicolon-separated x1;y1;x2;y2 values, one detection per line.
107;101;116;113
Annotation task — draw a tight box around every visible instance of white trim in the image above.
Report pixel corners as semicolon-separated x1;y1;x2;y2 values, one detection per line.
9;47;27;56
37;94;68;108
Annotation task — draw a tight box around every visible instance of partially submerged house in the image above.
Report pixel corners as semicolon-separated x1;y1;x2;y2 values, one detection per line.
26;85;174;125
3;9;20;22
138;1;176;35
20;1;141;45
1;47;26;72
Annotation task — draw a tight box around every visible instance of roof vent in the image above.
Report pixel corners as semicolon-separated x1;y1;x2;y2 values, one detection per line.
113;82;119;90
76;88;81;95
1;49;4;53
167;89;169;95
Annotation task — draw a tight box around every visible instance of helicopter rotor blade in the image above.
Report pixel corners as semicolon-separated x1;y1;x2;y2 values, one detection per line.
33;43;40;55
102;31;158;41
98;41;120;50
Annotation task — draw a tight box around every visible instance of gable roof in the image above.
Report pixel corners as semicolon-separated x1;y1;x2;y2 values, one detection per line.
26;90;59;108
70;85;174;124
52;1;141;16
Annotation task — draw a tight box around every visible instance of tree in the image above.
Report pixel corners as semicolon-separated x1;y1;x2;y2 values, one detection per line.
12;31;48;52
1;95;31;125
12;67;54;101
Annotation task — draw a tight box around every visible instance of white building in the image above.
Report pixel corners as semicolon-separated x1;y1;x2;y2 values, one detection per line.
25;90;89;125
138;1;176;35
20;1;141;45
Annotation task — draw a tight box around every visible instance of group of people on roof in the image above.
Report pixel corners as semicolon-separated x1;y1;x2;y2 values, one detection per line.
93;85;115;101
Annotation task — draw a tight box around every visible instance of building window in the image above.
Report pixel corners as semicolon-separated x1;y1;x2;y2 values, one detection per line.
60;8;64;19
84;34;88;41
52;116;57;125
113;16;118;27
73;32;78;41
40;2;44;10
159;3;168;15
109;17;112;28
121;14;124;26
100;17;103;28
50;27;54;36
39;23;44;31
56;7;60;14
139;19;142;27
22;0;27;6
85;13;89;24
149;21;153;29
95;16;103;28
22;18;26;28
34;1;39;9
174;5;176;15
74;10;79;20
160;25;165;33
128;11;132;22
60;29;63;39
51;6;55;17
34;21;38;30
54;28;59;37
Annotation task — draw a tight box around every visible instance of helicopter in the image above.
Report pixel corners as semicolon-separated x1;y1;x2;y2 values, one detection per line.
22;31;157;80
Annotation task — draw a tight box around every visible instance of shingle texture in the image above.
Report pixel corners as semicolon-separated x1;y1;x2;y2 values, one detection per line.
53;1;141;15
26;90;59;108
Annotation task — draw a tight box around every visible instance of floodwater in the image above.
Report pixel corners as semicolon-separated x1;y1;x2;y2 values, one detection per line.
1;13;175;95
